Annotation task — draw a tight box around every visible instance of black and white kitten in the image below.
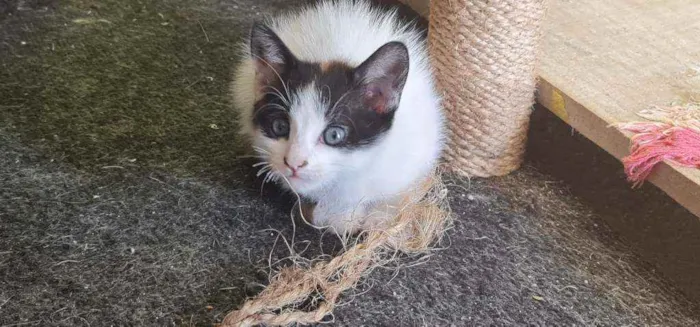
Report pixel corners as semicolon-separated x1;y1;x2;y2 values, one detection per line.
232;0;444;235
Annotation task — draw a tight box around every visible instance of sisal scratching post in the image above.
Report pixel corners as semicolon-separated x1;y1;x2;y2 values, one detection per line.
429;0;548;177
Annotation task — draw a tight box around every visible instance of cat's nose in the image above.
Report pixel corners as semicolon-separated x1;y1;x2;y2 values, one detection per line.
284;157;308;171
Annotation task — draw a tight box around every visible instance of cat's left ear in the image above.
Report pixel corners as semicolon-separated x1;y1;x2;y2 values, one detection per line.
249;22;296;92
353;41;410;114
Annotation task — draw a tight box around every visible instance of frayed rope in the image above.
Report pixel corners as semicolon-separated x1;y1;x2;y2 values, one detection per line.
614;103;700;187
217;172;451;327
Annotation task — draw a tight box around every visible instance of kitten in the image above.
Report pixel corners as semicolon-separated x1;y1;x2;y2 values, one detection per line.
231;0;444;235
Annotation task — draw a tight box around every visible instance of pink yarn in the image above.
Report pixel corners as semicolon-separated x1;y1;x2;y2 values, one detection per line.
619;123;700;187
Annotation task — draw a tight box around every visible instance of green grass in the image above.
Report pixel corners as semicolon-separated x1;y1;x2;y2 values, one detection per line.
0;0;248;177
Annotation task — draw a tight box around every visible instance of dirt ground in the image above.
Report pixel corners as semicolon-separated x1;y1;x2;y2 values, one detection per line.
1;0;699;326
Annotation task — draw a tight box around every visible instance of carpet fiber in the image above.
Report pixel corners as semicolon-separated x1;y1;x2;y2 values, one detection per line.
1;1;699;326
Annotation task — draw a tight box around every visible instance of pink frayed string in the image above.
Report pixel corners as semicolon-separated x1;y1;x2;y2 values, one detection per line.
617;123;700;187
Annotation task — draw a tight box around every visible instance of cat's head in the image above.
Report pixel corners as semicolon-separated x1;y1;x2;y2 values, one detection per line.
246;22;410;194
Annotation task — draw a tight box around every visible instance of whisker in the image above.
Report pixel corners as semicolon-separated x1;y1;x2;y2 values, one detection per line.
251;54;292;105
256;165;272;177
252;146;271;155
257;101;288;112
328;90;354;118
320;84;332;106
260;171;272;195
260;87;290;107
252;161;270;168
265;172;275;184
235;154;267;160
337;113;359;131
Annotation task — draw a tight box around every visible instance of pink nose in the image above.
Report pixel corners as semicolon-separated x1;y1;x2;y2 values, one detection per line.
284;157;308;172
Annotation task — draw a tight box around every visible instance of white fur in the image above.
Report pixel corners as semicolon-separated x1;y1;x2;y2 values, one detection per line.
232;0;444;234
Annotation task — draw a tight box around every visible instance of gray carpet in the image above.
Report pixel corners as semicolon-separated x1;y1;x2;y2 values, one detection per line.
1;0;699;326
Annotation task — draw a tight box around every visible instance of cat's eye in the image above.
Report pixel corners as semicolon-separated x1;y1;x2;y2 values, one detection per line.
271;118;290;137
323;126;347;146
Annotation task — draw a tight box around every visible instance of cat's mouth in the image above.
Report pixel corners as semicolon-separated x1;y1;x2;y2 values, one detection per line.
281;173;312;191
273;165;318;189
276;168;307;182
287;173;310;183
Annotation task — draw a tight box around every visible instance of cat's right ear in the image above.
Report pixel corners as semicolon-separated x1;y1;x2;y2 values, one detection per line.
249;22;294;90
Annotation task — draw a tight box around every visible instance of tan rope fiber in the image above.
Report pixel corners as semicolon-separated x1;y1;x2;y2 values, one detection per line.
429;0;548;177
219;173;450;327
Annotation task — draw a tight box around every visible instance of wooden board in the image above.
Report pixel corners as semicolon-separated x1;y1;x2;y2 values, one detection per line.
537;0;700;219
402;0;700;218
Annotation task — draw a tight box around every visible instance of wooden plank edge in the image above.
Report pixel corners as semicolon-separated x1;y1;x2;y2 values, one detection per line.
537;78;700;219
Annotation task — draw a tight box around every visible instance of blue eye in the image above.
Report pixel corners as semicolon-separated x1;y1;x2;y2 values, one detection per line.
323;126;347;146
271;118;289;137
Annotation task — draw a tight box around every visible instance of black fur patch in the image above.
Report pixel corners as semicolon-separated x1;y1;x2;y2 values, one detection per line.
251;60;320;139
318;59;399;148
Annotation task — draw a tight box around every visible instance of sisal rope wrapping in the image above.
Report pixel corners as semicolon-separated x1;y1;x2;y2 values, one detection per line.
429;0;548;177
